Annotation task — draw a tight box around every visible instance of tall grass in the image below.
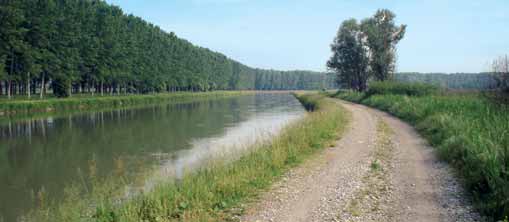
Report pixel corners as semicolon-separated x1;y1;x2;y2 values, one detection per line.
366;81;440;97
0;91;254;117
333;86;509;220
29;94;349;222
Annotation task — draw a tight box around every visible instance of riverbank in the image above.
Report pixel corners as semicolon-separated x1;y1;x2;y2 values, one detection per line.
29;94;349;221
0;91;262;117
332;85;509;220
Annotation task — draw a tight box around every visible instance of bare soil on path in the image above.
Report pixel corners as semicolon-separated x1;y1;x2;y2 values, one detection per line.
241;100;481;222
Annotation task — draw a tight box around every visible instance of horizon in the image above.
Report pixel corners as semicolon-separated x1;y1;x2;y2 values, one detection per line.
105;0;508;74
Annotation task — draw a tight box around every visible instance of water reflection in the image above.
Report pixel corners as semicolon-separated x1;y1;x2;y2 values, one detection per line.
0;93;305;221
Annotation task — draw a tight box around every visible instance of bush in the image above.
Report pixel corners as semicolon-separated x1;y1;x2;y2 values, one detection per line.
366;81;439;97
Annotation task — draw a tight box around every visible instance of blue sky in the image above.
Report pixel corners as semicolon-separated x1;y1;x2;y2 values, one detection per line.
105;0;509;73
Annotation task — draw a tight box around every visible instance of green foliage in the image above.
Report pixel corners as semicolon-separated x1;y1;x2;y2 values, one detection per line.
29;95;349;222
50;76;70;98
0;0;333;99
327;19;370;91
361;9;406;81
294;93;322;111
366;81;439;97
334;90;509;220
328;9;406;91
0;55;5;79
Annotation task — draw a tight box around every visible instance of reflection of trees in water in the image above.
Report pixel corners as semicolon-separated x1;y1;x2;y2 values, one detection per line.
0;94;300;220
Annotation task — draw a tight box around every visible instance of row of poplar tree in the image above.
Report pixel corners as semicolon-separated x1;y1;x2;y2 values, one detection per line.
0;0;334;98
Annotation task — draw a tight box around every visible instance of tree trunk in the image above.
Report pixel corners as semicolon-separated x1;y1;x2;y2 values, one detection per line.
100;81;103;96
68;81;72;97
31;81;36;95
7;80;11;99
40;73;45;99
27;72;31;99
8;52;14;99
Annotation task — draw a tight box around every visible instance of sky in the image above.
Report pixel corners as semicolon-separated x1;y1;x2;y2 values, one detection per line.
105;0;509;73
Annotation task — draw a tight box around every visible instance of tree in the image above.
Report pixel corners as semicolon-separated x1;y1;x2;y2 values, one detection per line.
0;0;331;98
0;55;5;86
491;55;509;91
0;0;28;99
361;9;406;81
327;19;370;91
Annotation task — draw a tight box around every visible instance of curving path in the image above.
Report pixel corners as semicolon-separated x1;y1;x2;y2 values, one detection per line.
241;99;480;222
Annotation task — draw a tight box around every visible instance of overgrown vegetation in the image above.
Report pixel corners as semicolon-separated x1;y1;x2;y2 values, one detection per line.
0;1;334;99
294;93;321;111
333;84;509;220
366;81;439;97
29;94;349;221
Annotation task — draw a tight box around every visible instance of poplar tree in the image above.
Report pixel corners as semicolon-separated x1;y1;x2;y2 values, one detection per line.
327;19;370;91
0;0;334;98
361;9;406;81
0;0;28;98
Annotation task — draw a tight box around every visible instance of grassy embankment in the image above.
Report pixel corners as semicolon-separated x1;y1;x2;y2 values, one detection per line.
30;94;350;221
0;91;258;117
332;81;509;220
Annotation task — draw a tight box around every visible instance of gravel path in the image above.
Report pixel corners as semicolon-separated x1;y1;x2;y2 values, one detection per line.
241;100;481;222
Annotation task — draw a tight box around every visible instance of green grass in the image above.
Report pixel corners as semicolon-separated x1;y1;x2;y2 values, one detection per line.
29;94;350;222
333;87;509;220
366;81;440;97
0;91;255;118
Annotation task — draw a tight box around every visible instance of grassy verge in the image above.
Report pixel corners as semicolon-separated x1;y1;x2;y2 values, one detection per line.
30;94;350;221
0;91;255;117
332;85;509;220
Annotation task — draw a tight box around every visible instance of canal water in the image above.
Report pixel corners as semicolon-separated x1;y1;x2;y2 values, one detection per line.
0;93;306;221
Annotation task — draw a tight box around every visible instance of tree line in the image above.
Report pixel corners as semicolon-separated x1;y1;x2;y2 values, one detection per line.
395;55;509;91
396;56;509;91
396;72;500;90
0;0;334;99
490;55;509;91
327;9;406;91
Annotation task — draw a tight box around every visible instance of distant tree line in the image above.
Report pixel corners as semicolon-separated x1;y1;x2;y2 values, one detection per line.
327;9;406;91
396;54;509;91
0;0;334;99
490;55;509;91
396;73;500;90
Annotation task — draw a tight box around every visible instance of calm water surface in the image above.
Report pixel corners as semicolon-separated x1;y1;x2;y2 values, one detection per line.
0;93;305;221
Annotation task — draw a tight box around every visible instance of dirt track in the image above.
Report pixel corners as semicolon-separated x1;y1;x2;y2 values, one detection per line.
242;100;480;222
